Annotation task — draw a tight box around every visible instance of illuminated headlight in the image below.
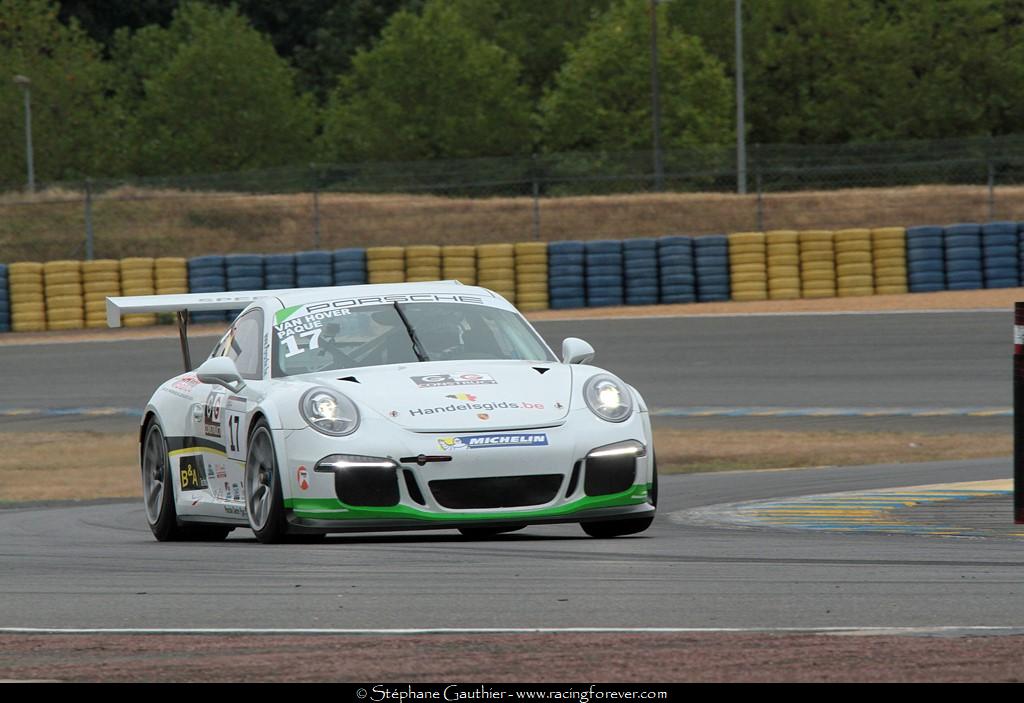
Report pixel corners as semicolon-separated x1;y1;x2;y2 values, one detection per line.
300;387;359;436
583;374;633;423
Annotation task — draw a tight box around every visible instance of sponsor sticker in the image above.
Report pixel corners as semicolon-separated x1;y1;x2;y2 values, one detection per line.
410;373;497;388
446;393;478;401
203;389;225;438
297;466;309;491
437;433;549;451
477;413;490;420
410;400;544;416
179;456;209;491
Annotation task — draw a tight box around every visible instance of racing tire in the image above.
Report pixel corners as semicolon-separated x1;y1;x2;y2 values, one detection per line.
457;525;527;539
141;419;231;542
580;457;657;538
245;419;289;544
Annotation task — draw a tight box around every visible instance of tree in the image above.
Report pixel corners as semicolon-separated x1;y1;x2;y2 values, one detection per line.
117;3;317;175
321;0;532;161
0;0;118;185
539;0;734;153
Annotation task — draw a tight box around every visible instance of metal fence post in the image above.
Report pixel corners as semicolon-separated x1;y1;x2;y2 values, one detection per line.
531;153;541;241
311;163;321;249
987;158;995;222
755;169;764;231
84;178;95;260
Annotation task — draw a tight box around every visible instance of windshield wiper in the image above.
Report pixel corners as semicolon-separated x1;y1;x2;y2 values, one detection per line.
393;303;429;362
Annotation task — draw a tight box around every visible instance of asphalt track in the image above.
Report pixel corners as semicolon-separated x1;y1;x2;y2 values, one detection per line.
0;310;1020;634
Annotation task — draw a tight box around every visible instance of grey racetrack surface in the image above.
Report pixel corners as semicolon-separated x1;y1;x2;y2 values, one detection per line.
0;310;1019;630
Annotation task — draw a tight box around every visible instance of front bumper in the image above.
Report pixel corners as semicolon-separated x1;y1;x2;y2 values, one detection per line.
278;410;654;530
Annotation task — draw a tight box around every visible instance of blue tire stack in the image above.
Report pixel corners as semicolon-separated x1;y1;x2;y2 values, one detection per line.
225;254;265;292
693;235;730;302
657;236;696;304
943;223;983;291
264;254;297;290
0;264;9;332
188;255;228;322
333;248;367;286
623;238;659;305
905;226;945;293
547;241;586;310
980;222;1019;289
296;251;333;288
585;240;624;307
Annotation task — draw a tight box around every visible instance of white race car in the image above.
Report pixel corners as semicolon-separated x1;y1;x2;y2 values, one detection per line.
108;281;657;543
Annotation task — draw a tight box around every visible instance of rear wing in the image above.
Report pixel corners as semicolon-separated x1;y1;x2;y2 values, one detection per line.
105;290;284;328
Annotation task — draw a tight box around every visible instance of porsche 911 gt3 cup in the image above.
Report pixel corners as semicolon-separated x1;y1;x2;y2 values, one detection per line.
107;281;657;543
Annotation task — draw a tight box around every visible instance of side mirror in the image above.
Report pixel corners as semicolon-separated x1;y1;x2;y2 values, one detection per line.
195;356;245;392
562;337;595;365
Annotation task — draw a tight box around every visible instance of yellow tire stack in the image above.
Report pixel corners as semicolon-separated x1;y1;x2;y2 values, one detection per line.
366;246;406;284
476;243;516;303
442;245;477;284
82;260;121;329
871;227;908;294
8;262;46;332
514;242;549;311
155;257;188;295
120;257;157;326
834;229;874;297
44;260;84;330
728;232;768;301
765;230;801;300
405;245;442;282
799;230;837;299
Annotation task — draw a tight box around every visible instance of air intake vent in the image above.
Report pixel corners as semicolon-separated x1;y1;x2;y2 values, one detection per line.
338;376;359;383
533;367;550;374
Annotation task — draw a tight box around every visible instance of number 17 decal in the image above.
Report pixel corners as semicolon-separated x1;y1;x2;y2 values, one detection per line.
225;410;247;461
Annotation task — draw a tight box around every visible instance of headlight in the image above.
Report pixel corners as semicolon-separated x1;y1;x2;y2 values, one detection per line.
300;387;360;436
583;374;633;423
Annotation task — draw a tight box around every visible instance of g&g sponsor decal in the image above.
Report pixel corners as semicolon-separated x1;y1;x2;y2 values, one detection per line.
437;433;549;451
410;373;497;388
203;389;226;438
179;455;209;491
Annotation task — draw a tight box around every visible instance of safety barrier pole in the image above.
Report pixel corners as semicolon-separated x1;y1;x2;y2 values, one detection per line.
1015;301;1024;523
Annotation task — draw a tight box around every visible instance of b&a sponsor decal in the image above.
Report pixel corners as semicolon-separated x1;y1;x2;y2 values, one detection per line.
437;433;549;451
411;372;496;388
179;456;209;491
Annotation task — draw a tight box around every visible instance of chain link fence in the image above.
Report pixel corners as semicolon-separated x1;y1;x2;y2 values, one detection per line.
4;135;1024;262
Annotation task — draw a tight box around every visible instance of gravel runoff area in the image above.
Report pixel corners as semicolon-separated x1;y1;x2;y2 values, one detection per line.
2;632;1024;682
0;287;1018;348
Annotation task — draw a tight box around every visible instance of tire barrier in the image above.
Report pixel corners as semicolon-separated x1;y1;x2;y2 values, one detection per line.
366;246;405;285
622;238;659;306
443;245;477;285
515;241;549;312
585;240;624;307
766;230;800;300
799;230;836;299
694;234;730;302
728;232;767;301
264;253;297;290
332;249;366;286
477;243;516;303
8;262;45;332
155;257;188;295
405;244;442;283
658;236;696;304
224;253;264;293
871;227;908;294
43;260;84;331
82;259;121;329
120;257;157;327
906;225;945;293
294;250;333;288
834;228;874;297
0;264;8;332
188;255;228;323
980;222;1019;289
548;241;586;310
943;223;983;291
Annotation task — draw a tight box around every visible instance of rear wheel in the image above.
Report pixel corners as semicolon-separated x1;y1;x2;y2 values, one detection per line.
141;419;230;542
458;524;526;539
580;456;657;539
245;419;288;543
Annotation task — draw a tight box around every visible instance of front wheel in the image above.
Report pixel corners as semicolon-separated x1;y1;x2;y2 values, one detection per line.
245;420;288;543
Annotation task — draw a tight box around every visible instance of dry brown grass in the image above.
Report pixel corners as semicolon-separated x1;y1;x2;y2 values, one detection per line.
0;428;1009;502
654;428;1011;474
1;184;1021;262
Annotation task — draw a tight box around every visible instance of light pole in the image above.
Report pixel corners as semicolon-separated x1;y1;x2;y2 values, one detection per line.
735;0;747;195
649;0;664;192
13;74;35;193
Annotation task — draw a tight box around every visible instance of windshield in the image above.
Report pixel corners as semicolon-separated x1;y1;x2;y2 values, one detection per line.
272;302;556;377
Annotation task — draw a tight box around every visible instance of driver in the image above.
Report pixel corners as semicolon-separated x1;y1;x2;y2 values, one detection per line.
416;318;464;358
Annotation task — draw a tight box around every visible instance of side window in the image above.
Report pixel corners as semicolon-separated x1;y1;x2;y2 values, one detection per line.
225;310;264;380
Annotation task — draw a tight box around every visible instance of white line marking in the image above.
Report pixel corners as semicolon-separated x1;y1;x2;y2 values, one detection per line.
1;626;1022;635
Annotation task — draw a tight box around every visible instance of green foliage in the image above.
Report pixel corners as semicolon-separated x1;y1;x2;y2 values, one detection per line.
116;3;317;175
0;0;117;185
539;0;733;153
320;0;532;161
